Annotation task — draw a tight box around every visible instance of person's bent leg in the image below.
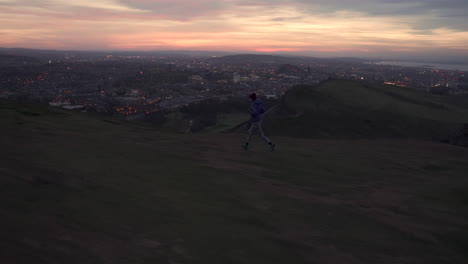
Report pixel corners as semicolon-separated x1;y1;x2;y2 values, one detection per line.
258;122;275;151
246;123;255;143
243;122;255;150
258;122;271;144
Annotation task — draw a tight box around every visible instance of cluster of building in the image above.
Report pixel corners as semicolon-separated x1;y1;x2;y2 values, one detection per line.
0;50;467;120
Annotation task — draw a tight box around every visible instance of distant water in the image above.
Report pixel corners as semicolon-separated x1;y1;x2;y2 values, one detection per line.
368;61;468;72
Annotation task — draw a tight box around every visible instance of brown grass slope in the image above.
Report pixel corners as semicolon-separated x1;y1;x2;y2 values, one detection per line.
1;100;468;264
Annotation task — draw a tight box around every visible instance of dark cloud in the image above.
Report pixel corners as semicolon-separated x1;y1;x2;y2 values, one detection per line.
226;0;468;31
271;16;306;22
294;0;468;14
293;0;468;30
231;0;468;31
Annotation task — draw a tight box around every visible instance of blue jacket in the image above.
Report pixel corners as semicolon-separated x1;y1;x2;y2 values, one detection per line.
249;99;265;122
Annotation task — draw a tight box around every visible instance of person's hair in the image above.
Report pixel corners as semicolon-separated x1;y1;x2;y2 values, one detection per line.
249;93;257;100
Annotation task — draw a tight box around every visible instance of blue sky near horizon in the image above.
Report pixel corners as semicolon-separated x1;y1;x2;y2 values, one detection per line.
0;0;467;61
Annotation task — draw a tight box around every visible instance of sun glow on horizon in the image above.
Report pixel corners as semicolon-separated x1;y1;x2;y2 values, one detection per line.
1;0;467;58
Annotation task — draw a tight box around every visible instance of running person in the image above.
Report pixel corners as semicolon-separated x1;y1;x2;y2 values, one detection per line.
242;93;275;151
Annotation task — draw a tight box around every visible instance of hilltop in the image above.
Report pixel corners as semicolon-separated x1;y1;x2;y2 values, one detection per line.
1;88;468;263
260;80;468;140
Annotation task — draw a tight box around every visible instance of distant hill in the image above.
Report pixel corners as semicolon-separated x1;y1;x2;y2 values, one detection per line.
209;54;366;65
259;80;468;140
209;54;300;64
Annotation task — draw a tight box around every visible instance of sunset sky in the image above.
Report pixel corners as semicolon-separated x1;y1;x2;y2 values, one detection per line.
1;0;467;60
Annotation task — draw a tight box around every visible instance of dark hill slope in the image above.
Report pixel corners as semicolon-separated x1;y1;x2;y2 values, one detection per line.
262;80;468;139
1;100;468;263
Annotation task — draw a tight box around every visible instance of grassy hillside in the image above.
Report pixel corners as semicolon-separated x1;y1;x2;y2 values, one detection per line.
262;80;468;139
1;100;468;264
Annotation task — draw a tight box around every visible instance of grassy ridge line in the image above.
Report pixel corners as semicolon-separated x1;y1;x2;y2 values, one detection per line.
1;100;468;263
262;80;468;139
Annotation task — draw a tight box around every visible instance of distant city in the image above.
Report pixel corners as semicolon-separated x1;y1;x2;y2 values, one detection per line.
1;48;467;120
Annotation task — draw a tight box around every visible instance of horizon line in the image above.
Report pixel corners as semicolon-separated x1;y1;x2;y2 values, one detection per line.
2;46;468;66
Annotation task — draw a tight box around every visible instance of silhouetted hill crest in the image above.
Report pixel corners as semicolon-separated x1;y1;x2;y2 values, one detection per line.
260;80;468;140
